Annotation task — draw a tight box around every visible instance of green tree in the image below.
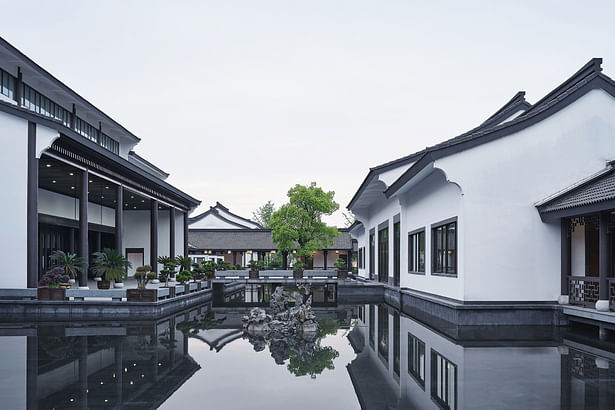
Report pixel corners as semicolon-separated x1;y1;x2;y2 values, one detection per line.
270;182;339;258
252;200;276;228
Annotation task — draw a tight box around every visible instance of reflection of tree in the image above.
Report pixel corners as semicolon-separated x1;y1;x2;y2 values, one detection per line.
176;314;225;336
134;335;156;359
316;318;340;338
159;328;177;351
287;345;339;378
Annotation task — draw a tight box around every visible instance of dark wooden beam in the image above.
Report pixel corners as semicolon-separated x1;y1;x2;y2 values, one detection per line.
170;207;176;258
27;122;38;287
79;168;89;287
151;200;159;269
115;186;123;254
561;218;570;297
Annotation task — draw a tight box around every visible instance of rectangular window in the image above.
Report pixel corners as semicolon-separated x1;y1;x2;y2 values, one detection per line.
393;221;400;286
21;83;71;127
378;304;389;363
358;247;364;269
432;220;457;275
408;229;426;273
408;332;425;389
369;231;375;280
369;305;375;349
378;225;389;283
74;117;99;143
0;68;15;100
393;311;400;376
431;349;457;410
100;133;120;155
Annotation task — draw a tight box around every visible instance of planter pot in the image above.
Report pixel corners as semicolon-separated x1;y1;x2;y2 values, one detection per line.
197;281;202;291
97;280;111;290
113;282;124;288
37;287;66;301
68;278;76;284
126;289;157;302
337;270;348;280
249;270;259;279
293;270;304;279
151;279;160;284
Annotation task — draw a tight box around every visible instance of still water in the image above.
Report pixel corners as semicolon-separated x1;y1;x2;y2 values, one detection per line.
1;299;615;409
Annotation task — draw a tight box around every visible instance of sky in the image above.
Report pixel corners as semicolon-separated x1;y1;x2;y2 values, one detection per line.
3;0;615;226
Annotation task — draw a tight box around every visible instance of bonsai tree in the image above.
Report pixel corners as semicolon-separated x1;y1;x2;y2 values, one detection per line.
158;256;178;286
39;267;70;288
333;257;347;271
176;270;192;284
248;260;264;272
293;260;306;272
270;182;339;261
191;262;206;281
49;250;86;282
134;265;157;289
92;248;131;284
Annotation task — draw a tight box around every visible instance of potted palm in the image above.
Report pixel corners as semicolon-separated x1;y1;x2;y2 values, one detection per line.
92;248;131;290
334;257;348;279
127;265;158;302
49;250;86;285
38;267;70;300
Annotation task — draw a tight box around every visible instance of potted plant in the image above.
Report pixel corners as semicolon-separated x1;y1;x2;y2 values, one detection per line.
176;270;192;293
38;267;70;300
49;250;85;285
158;256;178;285
293;261;306;279
127;265;158;302
92;248;131;290
175;255;192;274
334;257;348;279
248;260;262;279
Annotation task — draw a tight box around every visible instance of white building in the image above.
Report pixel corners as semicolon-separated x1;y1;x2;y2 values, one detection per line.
349;59;615;312
0;36;200;287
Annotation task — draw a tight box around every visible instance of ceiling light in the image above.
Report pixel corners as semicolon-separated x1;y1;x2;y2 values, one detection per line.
125;203;128;206
130;196;134;199
52;180;56;183
133;206;137;209
71;186;75;190
69;172;74;176
101;196;104;199
105;186;109;189
45;164;51;167
141;200;145;203
89;180;93;183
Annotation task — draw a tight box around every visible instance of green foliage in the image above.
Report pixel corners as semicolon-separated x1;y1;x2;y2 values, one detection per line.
175;255;192;272
92;248;131;282
316;318;341;339
252;200;276;228
287;345;340;378
214;260;231;271
176;270;192;284
270;182;339;258
333;257;347;270
292;260;306;271
134;265;156;289
158;256;178;284
248;260;264;271
49;250;86;279
267;254;282;269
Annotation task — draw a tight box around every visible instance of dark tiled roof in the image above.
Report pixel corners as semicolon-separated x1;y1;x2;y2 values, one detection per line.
188;229;353;251
537;165;615;213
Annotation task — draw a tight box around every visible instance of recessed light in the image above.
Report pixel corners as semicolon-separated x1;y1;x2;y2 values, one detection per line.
141;200;145;203
133;206;137;209
71;186;75;190
52;180;56;183
125;203;128;206
89;180;93;183
101;196;105;199
69;172;74;176
45;164;51;168
113;200;116;203
105;186;109;189
130;196;134;199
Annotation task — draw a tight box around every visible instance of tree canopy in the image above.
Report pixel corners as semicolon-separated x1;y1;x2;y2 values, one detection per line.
270;182;339;258
252;200;276;228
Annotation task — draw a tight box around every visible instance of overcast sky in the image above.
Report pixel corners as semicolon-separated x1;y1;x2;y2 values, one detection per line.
3;0;615;225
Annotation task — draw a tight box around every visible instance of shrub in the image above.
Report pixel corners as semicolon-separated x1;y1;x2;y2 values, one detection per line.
134;265;156;289
39;267;70;288
333;257;347;270
176;270;192;284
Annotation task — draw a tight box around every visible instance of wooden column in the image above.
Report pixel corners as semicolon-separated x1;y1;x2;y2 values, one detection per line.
78;169;89;288
151;200;159;269
561;218;570;297
27;122;38;288
115;186;123;254
169;207;176;258
183;211;189;257
282;251;288;269
598;211;609;303
323;250;328;269
233;251;237;266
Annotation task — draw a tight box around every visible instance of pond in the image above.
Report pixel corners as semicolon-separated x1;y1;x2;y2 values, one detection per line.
1;299;615;409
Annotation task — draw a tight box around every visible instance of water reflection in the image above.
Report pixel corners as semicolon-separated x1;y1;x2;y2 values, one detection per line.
1;302;615;409
354;304;615;410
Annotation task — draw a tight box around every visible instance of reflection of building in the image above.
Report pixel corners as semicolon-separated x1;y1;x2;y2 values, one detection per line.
188;202;356;268
0;36;200;287
348;60;615;315
0;306;208;409
350;304;615;409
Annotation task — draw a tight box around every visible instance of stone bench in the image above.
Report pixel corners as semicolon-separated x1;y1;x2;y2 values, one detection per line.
67;289;126;301
215;270;249;279
258;270;293;278
303;269;338;278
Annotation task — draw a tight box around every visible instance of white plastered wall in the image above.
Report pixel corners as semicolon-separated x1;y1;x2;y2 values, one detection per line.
399;170;464;300
189;212;243;229
0;112;28;288
434;89;615;301
38;189;115;226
